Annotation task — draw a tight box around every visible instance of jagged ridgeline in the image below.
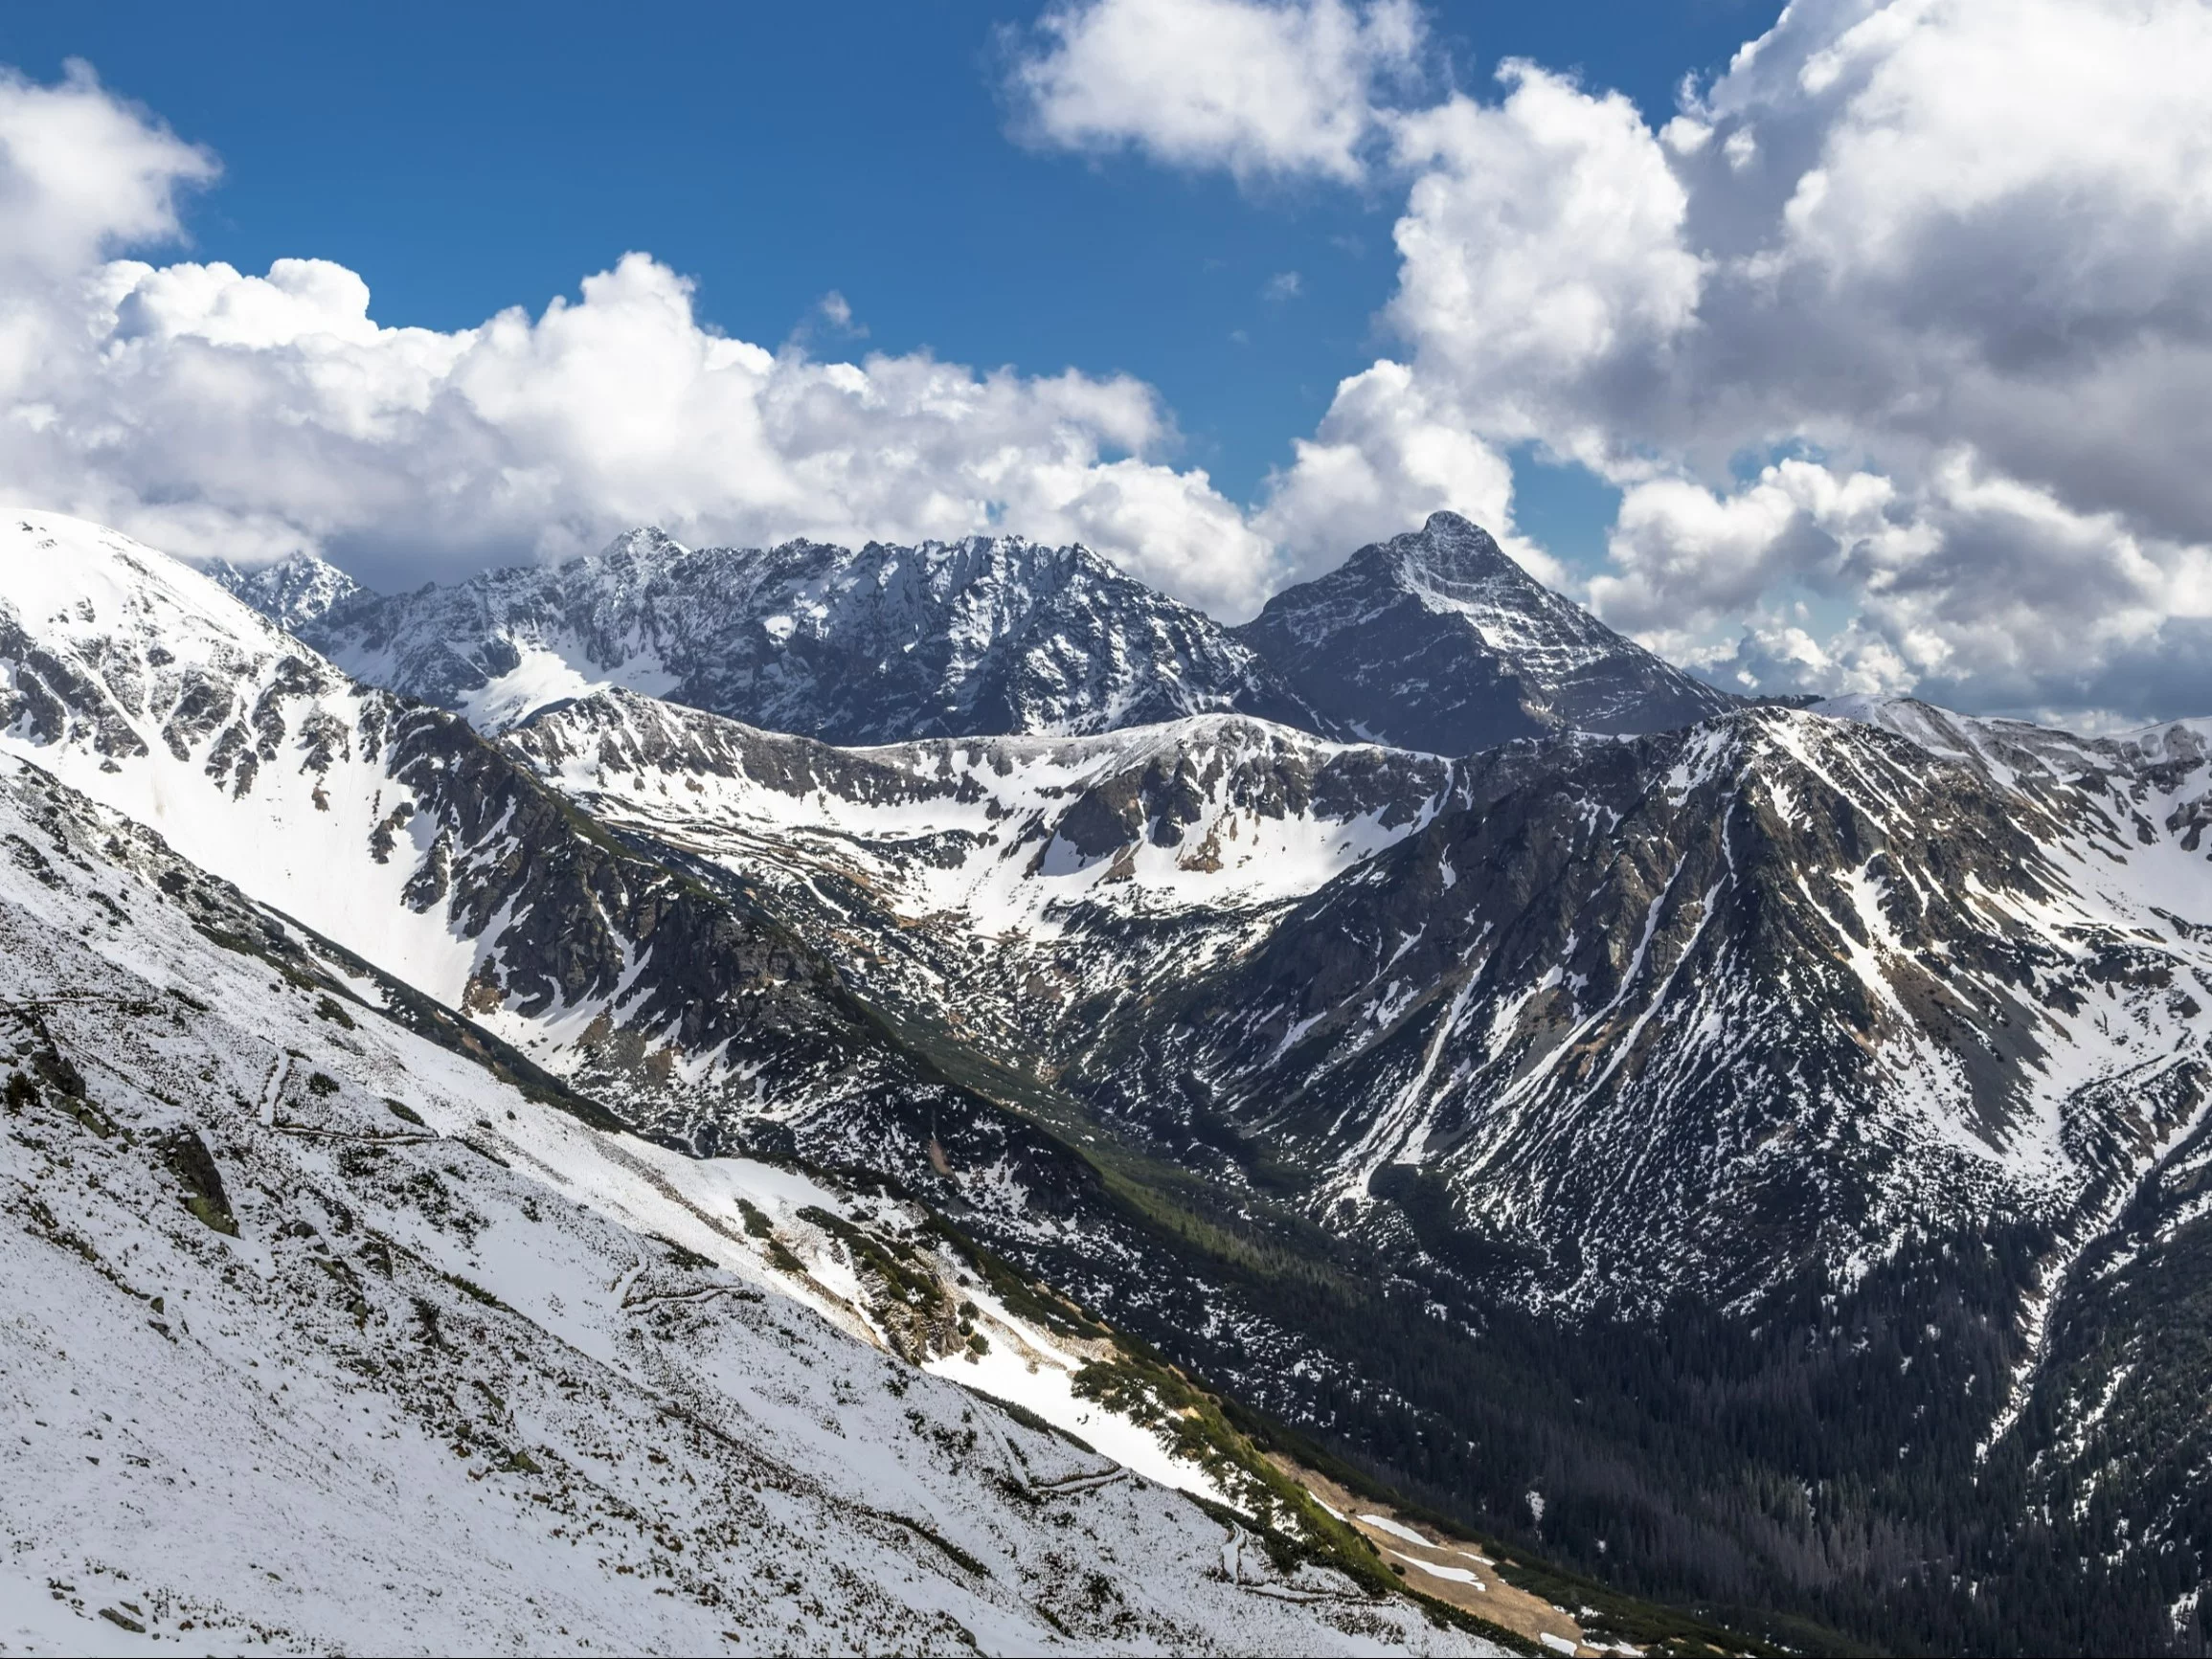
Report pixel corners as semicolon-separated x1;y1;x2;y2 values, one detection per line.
11;507;2212;1653
212;510;1742;754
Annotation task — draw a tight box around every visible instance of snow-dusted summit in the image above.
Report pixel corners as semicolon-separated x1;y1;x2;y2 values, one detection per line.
222;515;1743;755
1233;512;1740;752
203;548;364;634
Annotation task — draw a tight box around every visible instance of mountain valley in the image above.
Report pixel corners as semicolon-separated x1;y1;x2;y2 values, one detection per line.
8;506;2212;1654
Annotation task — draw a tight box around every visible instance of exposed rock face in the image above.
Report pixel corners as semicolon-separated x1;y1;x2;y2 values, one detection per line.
287;527;1330;741
1232;512;1740;753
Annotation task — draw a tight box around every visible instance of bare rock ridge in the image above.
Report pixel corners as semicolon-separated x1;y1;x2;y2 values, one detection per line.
241;527;1332;743
214;512;1740;752
1230;511;1741;752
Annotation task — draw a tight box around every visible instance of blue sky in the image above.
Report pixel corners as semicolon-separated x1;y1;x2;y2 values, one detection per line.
0;1;1773;576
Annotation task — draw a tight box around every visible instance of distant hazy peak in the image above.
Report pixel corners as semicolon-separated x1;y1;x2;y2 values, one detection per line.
199;548;364;634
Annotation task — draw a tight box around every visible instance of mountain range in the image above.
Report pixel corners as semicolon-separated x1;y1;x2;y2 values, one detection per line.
215;511;1742;754
10;505;2212;1655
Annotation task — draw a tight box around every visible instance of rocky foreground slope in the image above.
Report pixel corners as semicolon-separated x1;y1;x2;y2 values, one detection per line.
0;529;1506;1655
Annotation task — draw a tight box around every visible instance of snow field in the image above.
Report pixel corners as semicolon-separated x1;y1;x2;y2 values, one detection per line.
0;755;1494;1655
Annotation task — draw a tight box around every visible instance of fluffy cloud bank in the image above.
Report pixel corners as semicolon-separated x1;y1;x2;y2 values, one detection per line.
1007;0;1424;184
0;64;1332;613
1012;0;2212;723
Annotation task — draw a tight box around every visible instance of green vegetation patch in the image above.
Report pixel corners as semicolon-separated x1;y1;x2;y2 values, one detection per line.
154;1126;237;1236
799;1204;946;1312
652;1233;716;1271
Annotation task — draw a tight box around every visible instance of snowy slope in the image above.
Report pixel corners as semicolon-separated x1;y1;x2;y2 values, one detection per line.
499;690;1458;1091
288;527;1330;742
513;695;1445;927
0;510;491;1005
1095;703;2212;1313
0;511;1057;1159
0;752;1497;1657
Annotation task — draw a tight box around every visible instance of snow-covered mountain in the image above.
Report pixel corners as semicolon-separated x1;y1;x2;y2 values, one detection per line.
15;507;2212;1652
218;514;1743;757
500;690;1456;1074
1232;512;1740;752
280;527;1330;741
493;666;2212;1649
0;513;1052;1160
1103;702;2212;1308
204;548;364;634
499;679;2212;1315
0;750;1501;1656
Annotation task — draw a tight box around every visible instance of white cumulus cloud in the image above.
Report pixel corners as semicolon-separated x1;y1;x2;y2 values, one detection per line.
0;64;1295;616
16;0;2212;726
1270;0;2212;720
1004;0;1424;184
1383;63;1705;472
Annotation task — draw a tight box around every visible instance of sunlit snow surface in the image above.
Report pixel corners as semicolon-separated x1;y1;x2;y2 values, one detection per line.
0;512;485;1006
514;688;1450;934
0;753;1492;1656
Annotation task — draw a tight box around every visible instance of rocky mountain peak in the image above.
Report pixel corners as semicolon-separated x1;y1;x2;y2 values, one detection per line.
584;523;693;575
1233;512;1740;753
1358;509;1530;594
198;547;364;634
